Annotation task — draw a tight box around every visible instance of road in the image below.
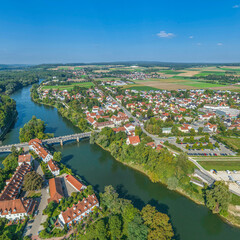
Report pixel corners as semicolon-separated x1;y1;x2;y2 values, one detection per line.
109;95;211;176
25;160;49;238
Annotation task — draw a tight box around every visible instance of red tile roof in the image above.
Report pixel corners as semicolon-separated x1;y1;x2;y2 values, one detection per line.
18;154;32;164
48;178;64;203
48;160;60;172
29;138;51;160
127;135;140;145
0;163;31;201
65;175;85;191
0;198;33;216
60;194;98;224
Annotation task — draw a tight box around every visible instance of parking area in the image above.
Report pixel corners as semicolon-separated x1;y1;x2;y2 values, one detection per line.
209;170;240;195
167;136;236;157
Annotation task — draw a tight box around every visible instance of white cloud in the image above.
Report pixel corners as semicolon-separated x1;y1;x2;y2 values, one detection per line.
196;43;202;46
233;4;240;8
157;31;175;38
189;36;194;39
217;43;223;46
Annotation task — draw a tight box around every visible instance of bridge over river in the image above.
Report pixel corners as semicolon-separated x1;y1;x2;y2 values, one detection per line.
0;132;92;153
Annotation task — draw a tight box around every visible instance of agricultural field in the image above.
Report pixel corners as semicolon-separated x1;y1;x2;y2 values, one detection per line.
125;85;159;91
42;82;94;91
132;78;226;90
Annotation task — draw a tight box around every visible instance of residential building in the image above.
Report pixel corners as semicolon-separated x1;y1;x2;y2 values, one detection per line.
0;198;34;220
48;178;64;203
126;135;140;146
48;160;60;176
58;194;99;227
65;175;86;192
29;138;53;163
0;163;31;201
18;154;32;166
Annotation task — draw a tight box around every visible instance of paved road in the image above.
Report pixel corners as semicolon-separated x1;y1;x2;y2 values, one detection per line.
25;160;49;237
109;95;211;176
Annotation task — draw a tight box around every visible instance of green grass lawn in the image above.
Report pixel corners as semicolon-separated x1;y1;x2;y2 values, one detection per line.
198;161;240;171
231;194;240;205
42;82;94;91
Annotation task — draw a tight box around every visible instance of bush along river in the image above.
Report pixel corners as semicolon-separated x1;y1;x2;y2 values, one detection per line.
1;82;240;240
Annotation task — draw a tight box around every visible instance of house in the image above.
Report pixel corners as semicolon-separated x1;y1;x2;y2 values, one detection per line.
93;121;115;130
124;124;135;135
0;163;31;201
65;175;86;192
112;127;126;133
146;142;156;148
205;123;217;133
29;139;53;163
0;198;34;220
58;194;99;227
126;136;140;146
178;124;192;133
92;106;100;113
48;178;64;203
48;160;60;176
18;154;32;166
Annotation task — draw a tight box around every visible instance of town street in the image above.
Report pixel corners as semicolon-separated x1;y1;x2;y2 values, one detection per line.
25;160;49;238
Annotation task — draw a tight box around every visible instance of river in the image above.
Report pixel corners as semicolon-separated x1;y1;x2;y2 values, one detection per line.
1;83;240;240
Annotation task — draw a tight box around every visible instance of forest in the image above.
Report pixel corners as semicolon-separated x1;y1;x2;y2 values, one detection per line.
0;95;17;130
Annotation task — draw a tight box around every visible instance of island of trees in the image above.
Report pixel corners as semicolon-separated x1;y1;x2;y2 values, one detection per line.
19;116;54;142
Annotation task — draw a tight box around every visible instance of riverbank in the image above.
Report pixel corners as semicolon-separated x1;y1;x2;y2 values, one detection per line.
95;143;240;228
31;89;240;229
0;110;18;141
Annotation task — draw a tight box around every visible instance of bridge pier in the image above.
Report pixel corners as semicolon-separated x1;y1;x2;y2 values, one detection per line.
60;140;63;146
77;137;79;143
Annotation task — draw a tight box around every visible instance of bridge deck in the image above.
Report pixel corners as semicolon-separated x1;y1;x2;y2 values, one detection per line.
0;132;92;152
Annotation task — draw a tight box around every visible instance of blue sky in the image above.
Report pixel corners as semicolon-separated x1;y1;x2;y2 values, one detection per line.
0;0;239;64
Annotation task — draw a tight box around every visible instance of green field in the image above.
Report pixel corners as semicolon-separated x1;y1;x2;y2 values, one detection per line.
126;86;159;91
179;81;225;88
198;161;240;171
42;82;94;91
220;68;240;72
167;78;226;88
94;77;122;81
194;71;226;77
159;70;183;75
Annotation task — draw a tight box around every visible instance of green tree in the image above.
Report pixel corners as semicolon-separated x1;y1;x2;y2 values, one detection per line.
53;151;62;162
205;181;230;214
109;215;122;240
141;205;174;240
95;219;107;240
215;142;219;148
190;128;196;136
19;116;53;142
127;214;148;240
23;171;43;191
2;154;18;172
